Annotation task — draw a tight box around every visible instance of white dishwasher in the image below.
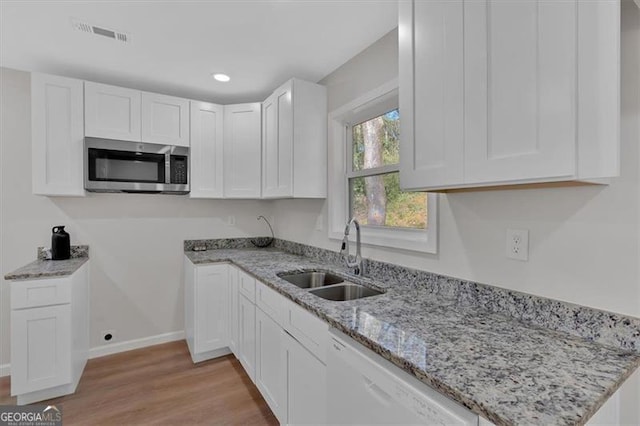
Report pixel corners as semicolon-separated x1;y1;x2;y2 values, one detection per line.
327;329;479;425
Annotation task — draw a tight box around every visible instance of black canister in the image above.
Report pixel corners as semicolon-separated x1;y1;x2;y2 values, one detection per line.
51;226;70;260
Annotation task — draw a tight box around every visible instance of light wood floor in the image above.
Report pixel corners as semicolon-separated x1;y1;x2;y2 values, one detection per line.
0;341;278;425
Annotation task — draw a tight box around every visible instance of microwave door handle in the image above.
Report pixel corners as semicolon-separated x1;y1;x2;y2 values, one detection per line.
165;153;171;184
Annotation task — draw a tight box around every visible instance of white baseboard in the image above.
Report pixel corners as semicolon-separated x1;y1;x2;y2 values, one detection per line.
89;330;185;359
0;331;185;378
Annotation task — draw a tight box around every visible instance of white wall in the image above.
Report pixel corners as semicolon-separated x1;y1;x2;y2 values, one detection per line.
0;67;274;365
273;4;640;422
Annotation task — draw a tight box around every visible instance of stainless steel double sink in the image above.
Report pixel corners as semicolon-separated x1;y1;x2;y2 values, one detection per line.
278;271;383;301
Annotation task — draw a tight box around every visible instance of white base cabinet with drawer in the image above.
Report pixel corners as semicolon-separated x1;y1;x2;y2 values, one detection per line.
10;262;89;405
254;277;328;425
184;261;328;425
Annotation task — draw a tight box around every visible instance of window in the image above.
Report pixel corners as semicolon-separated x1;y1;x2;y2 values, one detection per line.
348;109;428;230
328;79;438;253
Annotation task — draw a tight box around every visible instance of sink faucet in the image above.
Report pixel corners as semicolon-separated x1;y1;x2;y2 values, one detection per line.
340;218;364;276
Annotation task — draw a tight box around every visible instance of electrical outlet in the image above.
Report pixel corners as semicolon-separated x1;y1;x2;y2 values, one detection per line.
315;214;323;231
227;215;236;226
102;330;115;343
506;229;529;261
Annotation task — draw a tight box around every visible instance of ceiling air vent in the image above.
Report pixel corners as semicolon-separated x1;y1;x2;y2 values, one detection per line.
72;19;130;43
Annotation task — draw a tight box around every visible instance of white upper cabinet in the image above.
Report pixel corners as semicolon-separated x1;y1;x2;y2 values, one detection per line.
84;82;141;141
31;73;85;196
262;84;293;198
399;0;464;189
190;101;224;198
141;92;190;147
400;0;620;191
223;103;262;198
464;0;576;183
261;79;327;199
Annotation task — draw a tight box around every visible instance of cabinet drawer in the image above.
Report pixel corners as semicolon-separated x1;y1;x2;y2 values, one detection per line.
11;277;71;309
283;300;328;364
238;270;256;302
256;280;286;326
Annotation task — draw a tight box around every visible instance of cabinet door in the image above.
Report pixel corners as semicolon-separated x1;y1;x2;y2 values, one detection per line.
190;101;224;198
223;103;262;198
399;0;464;190
284;332;327;425
31;73;85;196
194;264;229;354
262;82;293;198
11;305;72;395
141;92;190;147
238;293;256;381
255;308;286;422
84;82;141;141
464;0;576;183
228;267;239;356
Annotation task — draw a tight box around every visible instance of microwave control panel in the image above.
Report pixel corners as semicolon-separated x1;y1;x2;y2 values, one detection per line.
170;155;188;184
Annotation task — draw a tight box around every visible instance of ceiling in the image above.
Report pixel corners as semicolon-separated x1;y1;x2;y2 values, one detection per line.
0;0;398;104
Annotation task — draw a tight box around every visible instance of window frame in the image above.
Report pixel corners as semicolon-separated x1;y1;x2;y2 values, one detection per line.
327;79;438;254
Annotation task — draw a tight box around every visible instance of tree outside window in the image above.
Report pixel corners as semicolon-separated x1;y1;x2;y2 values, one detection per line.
349;109;427;229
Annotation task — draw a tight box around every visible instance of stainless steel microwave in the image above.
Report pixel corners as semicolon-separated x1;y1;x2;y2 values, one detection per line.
84;138;189;194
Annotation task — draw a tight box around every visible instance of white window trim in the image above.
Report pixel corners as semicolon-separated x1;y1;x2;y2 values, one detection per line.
327;78;438;254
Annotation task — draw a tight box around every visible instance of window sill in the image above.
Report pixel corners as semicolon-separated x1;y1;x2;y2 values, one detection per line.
329;223;437;254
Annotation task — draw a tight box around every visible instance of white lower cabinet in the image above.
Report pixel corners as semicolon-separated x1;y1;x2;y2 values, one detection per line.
12;305;71;395
228;266;239;356
255;308;286;422
185;262;331;423
238;292;256;381
283;330;327;425
184;259;231;363
10;262;89;405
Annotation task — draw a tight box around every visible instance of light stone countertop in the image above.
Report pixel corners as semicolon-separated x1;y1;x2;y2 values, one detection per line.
185;247;640;426
4;257;88;281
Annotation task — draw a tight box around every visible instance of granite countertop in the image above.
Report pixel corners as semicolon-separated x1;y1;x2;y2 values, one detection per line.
4;245;90;281
185;247;640;426
4;257;89;281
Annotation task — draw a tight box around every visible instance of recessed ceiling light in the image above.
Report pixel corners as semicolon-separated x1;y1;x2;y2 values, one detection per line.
212;73;230;82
